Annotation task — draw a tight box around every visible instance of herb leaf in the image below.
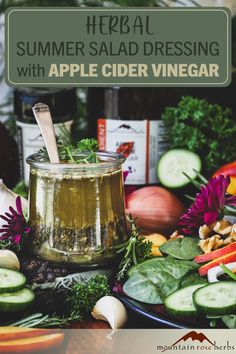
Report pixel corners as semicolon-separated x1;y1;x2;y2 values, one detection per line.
162;96;236;175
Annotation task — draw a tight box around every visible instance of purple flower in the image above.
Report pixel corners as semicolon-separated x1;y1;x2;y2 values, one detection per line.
0;197;30;245
179;175;236;235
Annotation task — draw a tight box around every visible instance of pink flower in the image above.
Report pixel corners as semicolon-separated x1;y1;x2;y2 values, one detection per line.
0;197;30;245
179;175;236;235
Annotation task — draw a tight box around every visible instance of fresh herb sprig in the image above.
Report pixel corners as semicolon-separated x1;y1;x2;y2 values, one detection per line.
115;215;152;281
70;275;110;316
39;138;100;164
8;312;81;328
162;96;236;175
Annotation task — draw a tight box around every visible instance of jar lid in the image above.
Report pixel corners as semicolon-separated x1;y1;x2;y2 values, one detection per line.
14;88;77;124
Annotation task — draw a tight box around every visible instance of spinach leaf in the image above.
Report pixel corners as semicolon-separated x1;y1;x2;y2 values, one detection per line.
123;258;198;304
181;273;207;288
159;238;202;260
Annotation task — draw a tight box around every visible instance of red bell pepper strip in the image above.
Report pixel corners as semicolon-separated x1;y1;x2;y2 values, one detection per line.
213;161;236;177
198;250;236;276
194;242;236;264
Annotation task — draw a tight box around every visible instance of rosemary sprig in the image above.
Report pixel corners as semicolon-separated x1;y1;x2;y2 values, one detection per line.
115;214;152;281
8;312;80;328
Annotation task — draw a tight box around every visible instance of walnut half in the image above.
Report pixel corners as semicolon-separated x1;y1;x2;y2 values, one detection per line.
213;220;232;236
199;224;214;239
199;235;223;253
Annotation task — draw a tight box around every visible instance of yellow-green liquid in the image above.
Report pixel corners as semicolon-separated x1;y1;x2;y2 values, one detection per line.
28;168;126;266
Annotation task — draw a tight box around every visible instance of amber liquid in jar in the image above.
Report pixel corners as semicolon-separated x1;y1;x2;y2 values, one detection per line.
27;152;126;267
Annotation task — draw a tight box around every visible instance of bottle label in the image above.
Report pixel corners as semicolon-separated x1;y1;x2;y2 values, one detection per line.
98;119;168;185
16;120;73;185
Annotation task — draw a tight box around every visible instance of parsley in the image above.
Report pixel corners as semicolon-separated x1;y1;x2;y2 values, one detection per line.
162;96;236;175
70;275;110;316
115;215;152;281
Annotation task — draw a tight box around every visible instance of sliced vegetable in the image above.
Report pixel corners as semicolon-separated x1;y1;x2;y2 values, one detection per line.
0;333;64;353
0;288;35;312
165;284;205;317
193;282;236;316
221;263;236;281
125;186;185;234
213;161;236;195
157;149;201;188
143;234;167;257
198;251;236;276
0;327;59;341
194;242;236;264
159;237;202;260
0;269;26;294
207;262;236;282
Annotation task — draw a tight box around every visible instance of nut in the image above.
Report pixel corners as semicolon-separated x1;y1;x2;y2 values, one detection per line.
213;220;232;236
199;224;214;239
230;224;236;237
223;235;236;246
199;235;223;253
170;231;184;240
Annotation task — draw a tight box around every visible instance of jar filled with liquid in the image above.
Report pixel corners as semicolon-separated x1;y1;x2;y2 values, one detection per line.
27;151;126;267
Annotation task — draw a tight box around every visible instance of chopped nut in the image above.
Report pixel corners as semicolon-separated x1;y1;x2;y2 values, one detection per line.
230;224;236;238
170;230;184;240
213;220;232;236
199;224;214;239
199;235;222;253
223;236;235;246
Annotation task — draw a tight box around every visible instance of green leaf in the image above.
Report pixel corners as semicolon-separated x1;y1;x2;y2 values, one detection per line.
221;315;236;329
123;258;198;304
181;273;207;288
159;238;203;260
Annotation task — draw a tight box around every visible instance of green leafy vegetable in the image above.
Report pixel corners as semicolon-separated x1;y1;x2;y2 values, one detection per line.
115;215;152;281
162;96;236;175
180;273;207;288
39;138;99;164
123;258;198;304
13;181;28;199
70;275;110;315
159;237;202;260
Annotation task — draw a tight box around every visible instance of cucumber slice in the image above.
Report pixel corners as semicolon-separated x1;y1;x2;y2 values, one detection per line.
0;288;35;312
157;149;201;188
193;281;236;316
0;268;26;293
165;284;205;317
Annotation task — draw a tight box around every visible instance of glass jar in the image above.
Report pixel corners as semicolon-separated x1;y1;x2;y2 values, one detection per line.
27;151;126;267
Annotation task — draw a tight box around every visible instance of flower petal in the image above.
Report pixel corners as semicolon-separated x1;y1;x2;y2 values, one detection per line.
13;234;21;244
0;215;11;222
204;210;219;225
15;196;23;215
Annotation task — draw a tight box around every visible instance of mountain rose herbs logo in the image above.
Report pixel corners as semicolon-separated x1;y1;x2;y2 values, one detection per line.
157;331;235;352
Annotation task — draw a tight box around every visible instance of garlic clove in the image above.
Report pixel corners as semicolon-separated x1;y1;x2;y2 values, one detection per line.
0;250;20;271
0;180;28;229
92;296;128;335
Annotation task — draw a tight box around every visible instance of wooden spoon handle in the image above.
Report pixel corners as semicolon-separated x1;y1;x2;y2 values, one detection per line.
32;102;60;163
